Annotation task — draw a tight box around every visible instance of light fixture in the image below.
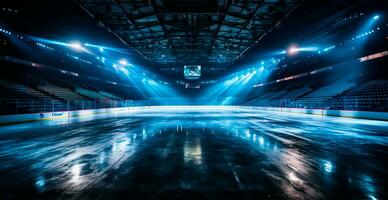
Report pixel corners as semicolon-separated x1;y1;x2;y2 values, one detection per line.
119;59;128;66
70;42;82;51
287;45;299;55
259;66;264;72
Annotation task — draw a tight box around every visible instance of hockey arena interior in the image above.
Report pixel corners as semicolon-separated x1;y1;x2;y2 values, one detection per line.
0;0;387;199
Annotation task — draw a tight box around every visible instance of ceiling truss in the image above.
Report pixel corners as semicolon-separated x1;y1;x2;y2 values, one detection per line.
75;0;302;66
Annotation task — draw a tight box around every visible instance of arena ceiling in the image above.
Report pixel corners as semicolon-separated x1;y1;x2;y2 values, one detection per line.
75;0;302;66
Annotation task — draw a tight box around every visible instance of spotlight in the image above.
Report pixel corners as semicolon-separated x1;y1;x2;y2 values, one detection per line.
119;59;128;66
70;42;82;51
99;47;104;52
287;45;299;55
373;15;379;20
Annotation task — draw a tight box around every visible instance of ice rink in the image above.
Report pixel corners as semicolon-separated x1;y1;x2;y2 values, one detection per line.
0;107;387;199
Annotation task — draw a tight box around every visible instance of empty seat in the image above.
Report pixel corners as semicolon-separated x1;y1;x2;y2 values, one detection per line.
38;83;86;100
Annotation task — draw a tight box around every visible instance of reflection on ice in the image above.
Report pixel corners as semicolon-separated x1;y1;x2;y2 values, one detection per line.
258;136;265;146
35;175;46;192
321;160;334;173
361;175;378;200
0;108;386;199
288;172;301;184
70;164;84;186
184;137;202;166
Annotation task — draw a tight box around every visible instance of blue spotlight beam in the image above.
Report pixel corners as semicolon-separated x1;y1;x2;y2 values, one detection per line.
200;56;280;105
84;42;131;54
